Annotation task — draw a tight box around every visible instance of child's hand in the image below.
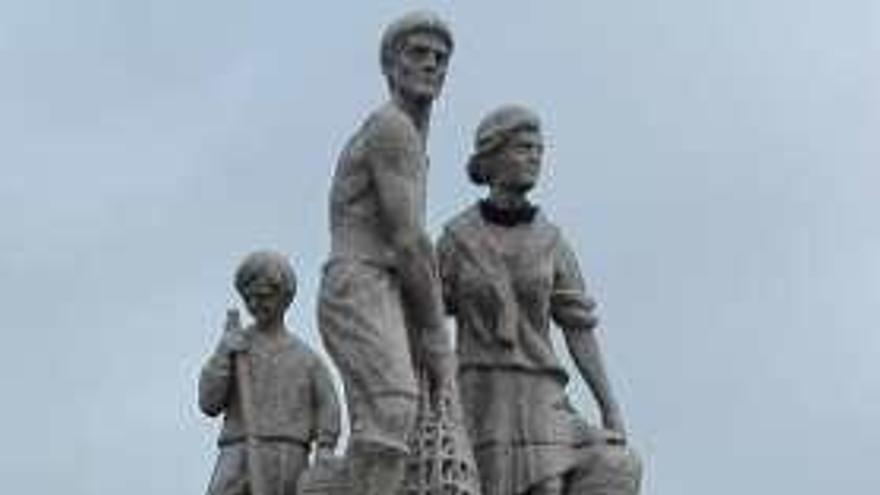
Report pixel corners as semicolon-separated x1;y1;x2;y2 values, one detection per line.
217;309;250;355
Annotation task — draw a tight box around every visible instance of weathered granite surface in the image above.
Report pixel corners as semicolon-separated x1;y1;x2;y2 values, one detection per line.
314;9;464;495
199;251;341;495
437;105;642;495
199;12;643;495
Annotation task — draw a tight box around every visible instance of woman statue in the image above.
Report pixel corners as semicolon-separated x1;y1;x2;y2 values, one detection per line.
438;105;641;495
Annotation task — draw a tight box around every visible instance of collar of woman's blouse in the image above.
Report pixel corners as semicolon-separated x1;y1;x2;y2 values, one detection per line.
478;199;538;226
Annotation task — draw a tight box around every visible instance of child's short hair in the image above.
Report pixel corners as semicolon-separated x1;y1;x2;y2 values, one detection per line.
234;250;297;306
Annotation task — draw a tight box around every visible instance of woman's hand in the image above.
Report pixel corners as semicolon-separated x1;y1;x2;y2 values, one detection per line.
601;408;627;445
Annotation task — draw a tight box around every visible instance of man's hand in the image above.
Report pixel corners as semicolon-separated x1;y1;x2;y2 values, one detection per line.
217;309;250;356
424;349;456;396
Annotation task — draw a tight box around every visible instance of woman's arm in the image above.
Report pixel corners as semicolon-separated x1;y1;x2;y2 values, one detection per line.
562;327;625;437
551;236;626;438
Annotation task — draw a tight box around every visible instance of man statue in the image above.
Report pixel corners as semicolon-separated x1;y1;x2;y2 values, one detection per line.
317;10;456;495
200;251;341;495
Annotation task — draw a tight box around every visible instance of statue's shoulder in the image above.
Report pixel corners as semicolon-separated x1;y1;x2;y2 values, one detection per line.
526;210;563;255
534;210;561;237
360;102;420;150
442;204;482;241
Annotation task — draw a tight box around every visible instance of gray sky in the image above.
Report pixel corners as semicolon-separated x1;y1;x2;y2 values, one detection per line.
1;1;878;493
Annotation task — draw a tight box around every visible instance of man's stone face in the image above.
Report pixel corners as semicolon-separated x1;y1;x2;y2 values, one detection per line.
390;31;450;102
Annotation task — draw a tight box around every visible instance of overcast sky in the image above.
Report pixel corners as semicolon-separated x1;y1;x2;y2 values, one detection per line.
1;1;878;493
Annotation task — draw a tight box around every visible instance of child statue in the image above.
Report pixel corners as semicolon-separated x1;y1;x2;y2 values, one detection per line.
199;251;341;495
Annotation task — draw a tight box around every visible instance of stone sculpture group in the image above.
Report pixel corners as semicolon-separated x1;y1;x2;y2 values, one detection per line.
198;10;643;495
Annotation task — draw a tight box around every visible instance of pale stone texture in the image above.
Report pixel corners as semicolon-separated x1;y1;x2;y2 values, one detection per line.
201;18;643;495
312;10;467;495
438;105;642;495
200;252;341;495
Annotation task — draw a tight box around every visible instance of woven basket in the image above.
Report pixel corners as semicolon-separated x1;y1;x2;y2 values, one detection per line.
399;380;481;495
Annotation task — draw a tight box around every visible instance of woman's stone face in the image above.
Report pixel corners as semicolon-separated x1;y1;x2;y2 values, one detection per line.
489;129;544;193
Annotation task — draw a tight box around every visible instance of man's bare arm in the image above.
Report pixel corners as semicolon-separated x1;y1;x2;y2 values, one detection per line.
368;115;452;381
372;150;446;335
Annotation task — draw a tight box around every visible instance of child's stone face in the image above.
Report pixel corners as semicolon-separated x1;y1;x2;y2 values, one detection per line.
242;276;287;326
